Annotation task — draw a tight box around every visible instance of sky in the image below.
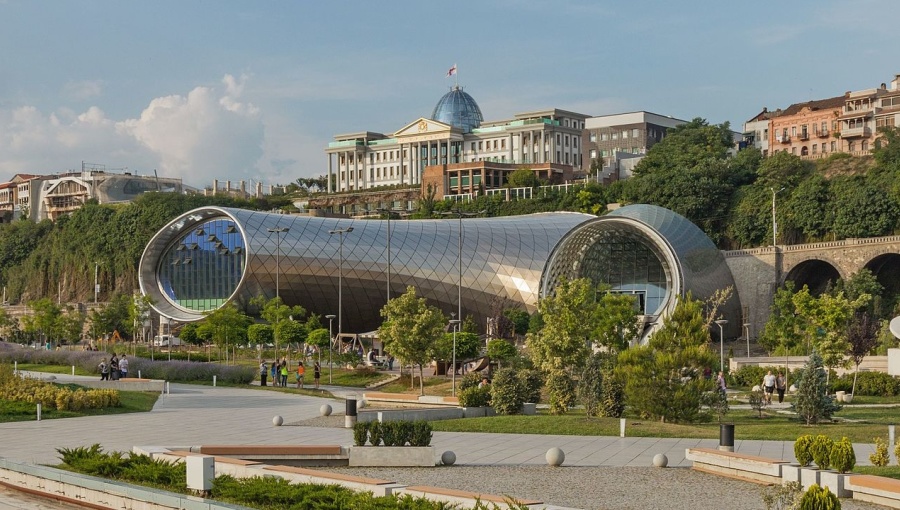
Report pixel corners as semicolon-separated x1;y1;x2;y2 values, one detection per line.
1;1;898;190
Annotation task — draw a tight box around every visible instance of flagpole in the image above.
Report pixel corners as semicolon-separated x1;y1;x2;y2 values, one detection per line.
455;63;458;88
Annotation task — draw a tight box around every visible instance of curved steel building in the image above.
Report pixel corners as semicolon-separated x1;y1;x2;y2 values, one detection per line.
139;204;739;339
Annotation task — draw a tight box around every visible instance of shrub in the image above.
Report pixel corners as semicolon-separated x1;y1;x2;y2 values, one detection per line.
792;351;841;425
798;484;840;510
490;368;526;415
458;372;482;392
368;421;383;447
518;368;543;404
395;421;414;446
870;437;890;467
729;365;767;388
598;357;624;418
810;435;834;470
748;388;767;418
458;386;491;408
829;437;855;473
409;421;432;447
577;353;603;417
381;421;400;446
700;390;729;423
794;435;814;467
352;421;369;446
546;369;575;415
851;371;900;396
762;481;802;510
895;439;900;466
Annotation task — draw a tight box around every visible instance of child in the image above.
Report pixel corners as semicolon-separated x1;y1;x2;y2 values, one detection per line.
296;362;305;389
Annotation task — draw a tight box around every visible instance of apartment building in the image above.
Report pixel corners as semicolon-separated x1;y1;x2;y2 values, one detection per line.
768;96;844;159
582;111;687;180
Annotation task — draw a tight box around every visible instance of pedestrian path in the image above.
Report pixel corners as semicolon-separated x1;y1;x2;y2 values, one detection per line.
0;371;879;469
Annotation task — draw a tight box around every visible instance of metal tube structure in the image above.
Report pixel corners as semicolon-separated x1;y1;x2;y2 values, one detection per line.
267;227;289;300
328;227;353;384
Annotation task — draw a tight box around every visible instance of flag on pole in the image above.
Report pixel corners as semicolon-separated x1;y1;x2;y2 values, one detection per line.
446;64;457;77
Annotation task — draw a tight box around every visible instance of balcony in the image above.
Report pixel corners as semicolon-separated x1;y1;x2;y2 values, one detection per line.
798;132;809;141
841;126;872;138
776;135;791;143
817;129;829;138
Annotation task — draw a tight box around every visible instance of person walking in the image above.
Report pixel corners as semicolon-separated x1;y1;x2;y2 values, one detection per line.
296;362;305;389
716;371;727;395
119;354;129;379
99;358;109;381
775;372;787;404
279;361;288;388
313;361;321;389
270;360;279;387
763;370;776;405
259;360;268;387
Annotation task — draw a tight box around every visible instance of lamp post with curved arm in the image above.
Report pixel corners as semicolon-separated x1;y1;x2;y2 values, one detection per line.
715;319;728;372
328;227;354;384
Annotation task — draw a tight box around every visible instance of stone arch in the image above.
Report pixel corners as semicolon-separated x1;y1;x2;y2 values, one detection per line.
863;252;900;302
783;258;843;295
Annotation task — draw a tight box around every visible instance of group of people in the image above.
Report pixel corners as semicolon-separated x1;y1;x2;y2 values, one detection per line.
260;358;320;389
98;353;129;381
763;370;788;404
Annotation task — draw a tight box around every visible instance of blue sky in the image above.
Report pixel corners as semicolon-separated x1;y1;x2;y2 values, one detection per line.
1;0;898;189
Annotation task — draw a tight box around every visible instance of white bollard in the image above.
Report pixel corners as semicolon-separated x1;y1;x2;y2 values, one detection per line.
14;361;17;375
37;403;41;421
890;425;896;463
138;370;141;379
165;381;170;394
72;365;75;376
213;375;217;387
620;418;626;438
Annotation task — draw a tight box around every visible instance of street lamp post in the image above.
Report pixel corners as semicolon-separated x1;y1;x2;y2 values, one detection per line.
715;319;728;372
266;227;290;300
770;187;785;246
743;322;751;358
449;317;460;396
328;227;354;385
442;209;486;323
325;314;335;382
94;261;99;304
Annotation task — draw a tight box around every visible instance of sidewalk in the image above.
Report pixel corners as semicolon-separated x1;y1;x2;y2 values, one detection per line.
0;371;878;468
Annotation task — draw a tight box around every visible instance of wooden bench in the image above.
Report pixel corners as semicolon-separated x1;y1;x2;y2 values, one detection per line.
167;450;262;466
261;465;394;486
845;475;900;509
363;392;420;402
197;445;343;456
260;465;401;496
401;485;542;507
685;447;788;485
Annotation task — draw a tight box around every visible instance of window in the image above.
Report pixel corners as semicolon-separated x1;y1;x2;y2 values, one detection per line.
821;122;827;134
862;141;868;151
471;142;476;151
601;149;609;157
590;149;597;159
612;132;618;140
501;139;506;149
478;141;483;150
791;126;797;136
812;144;817;154
493;140;498;149
621;130;628;139
632;147;639;154
564;135;569;147
791;147;796;154
556;134;561;144
764;128;769;141
590;133;597;143
632;128;639;138
831;141;836;151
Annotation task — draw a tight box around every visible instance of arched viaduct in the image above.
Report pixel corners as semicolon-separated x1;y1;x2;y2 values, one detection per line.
724;235;900;339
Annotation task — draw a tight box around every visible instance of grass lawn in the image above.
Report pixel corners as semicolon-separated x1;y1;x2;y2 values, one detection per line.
0;390;159;423
430;407;900;443
855;466;900;479
14;363;94;376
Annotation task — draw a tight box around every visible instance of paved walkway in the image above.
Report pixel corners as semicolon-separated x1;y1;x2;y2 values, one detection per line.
0;371;880;468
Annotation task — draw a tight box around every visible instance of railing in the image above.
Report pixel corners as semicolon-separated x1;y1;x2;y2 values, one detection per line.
817;129;829;137
797;132;809;140
841;126;871;138
776;135;790;143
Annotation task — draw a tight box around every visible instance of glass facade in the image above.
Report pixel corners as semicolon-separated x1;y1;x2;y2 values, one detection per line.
157;218;246;313
431;86;483;133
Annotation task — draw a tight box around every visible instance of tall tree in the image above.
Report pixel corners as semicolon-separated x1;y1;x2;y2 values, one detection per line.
845;311;880;397
378;286;446;395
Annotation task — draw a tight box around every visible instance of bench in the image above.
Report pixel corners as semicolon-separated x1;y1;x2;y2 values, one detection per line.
399;485;542;507
261;465;402;496
363;392;421;402
685;447;788;485
262;465;393;486
167;450;262;466
845;475;900;509
196;445;343;456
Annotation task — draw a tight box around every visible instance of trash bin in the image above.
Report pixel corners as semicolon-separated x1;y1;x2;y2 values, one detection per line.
719;423;735;452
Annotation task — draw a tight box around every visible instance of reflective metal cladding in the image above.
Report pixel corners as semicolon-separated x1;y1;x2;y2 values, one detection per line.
139;204;739;339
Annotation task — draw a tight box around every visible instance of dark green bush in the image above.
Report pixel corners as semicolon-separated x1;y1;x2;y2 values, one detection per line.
458;371;483;392
829;437;855;473
546;369;576;415
396;421;414;446
810;435;833;470
798;484;840;510
381;421;400;446
458;385;491;408
368;421;383;446
353;421;370;446
490;368;526;415
729;365;769;388
833;371;900;396
409;421;432;447
794;434;814;466
519;369;543;404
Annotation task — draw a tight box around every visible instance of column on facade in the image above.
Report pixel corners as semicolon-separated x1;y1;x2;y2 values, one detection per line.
399;143;405;186
353;152;359;191
327;154;333;193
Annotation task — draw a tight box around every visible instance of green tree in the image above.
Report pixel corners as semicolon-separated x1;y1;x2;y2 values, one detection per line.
277;319;306;349
306;328;330;361
506;168;540;189
503;308;530;337
526;278;595;374
88;293;132;340
433;331;482;363
617;294;716;423
486;339;517;368
830;176;899;239
197;303;252;361
58;306;86;345
180;323;201;346
759;282;805;355
845;311;880;397
248;323;274;349
578;352;605;417
791;350;841;425
250;296;307;357
128;294;154;342
378;286;446;395
28;298;63;344
593;290;640;351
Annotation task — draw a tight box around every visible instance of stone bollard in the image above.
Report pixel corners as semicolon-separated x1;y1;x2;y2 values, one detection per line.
320;404;333;416
213;375;217;387
273;415;284;426
441;451;456;466
620;418;626;438
546;447;565;467
345;398;357;428
72;365;75;376
36;403;41;422
652;454;668;467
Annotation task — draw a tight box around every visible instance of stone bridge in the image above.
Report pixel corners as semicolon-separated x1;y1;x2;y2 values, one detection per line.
724;235;900;339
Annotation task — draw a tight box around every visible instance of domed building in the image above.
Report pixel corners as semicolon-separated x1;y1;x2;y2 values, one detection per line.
324;85;588;208
430;85;484;133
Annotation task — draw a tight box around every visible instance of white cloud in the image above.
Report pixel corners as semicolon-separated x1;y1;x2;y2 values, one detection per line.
62;80;104;101
0;74;266;187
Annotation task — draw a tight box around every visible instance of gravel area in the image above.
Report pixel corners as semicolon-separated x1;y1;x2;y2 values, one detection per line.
318;465;884;510
292;410;883;509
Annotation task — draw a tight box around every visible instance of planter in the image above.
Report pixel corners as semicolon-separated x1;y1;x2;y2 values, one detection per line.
781;464;801;484
462;406;495;418
522;403;537;415
835;391;845;402
348;446;435;467
819;470;852;498
799;467;820;489
843;394;853;403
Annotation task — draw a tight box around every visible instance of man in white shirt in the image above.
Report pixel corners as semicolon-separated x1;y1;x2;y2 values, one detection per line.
763;370;776;404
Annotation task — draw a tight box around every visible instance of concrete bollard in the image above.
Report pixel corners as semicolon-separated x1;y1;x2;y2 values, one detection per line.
891;425;896;463
273;415;284;426
165;381;170;394
620;418;626;438
138;370;141;379
653;454;668;468
72;365;75;376
546;447;565;467
14;361;17;375
345;398;357;428
37;403;41;421
213;375;217;387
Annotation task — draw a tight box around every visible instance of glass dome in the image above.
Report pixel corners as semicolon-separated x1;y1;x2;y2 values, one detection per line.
431;86;483;133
